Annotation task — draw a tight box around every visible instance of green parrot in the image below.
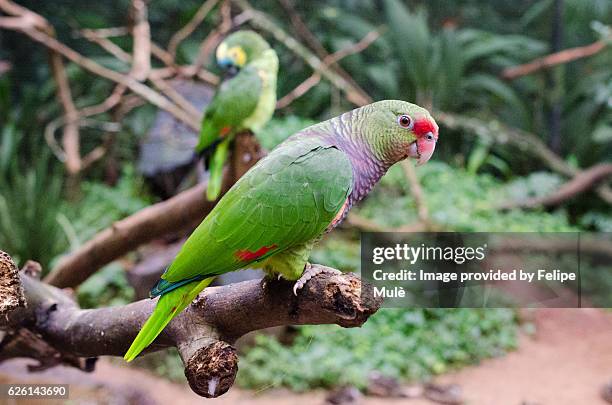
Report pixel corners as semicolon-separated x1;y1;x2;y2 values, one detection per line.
124;100;439;361
196;30;278;201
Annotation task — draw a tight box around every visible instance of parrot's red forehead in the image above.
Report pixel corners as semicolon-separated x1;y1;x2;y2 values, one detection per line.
413;118;438;138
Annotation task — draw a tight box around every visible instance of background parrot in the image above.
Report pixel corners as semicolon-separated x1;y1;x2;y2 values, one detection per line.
196;30;279;201
124;100;439;361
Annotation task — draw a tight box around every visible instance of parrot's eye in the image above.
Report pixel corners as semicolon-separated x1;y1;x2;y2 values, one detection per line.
397;115;413;129
426;133;434;141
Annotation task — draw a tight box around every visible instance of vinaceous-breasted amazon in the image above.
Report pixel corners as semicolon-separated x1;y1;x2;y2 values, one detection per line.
196;30;278;201
125;100;439;361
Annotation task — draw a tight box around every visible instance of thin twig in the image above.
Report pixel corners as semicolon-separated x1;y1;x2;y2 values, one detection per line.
168;0;221;59
0;1;84;176
79;29;207;116
276;73;321;108
74;26;129;38
276;29;381;108
276;0;372;104
150;42;176;66
79;84;128;117
44;84;125;163
233;0;372;106
81;131;118;170
150;76;202;119
401;160;430;226
325;30;381;65
80;28;132;62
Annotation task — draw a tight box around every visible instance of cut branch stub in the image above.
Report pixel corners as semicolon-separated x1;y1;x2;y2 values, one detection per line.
185;341;238;398
0;250;25;318
305;270;381;327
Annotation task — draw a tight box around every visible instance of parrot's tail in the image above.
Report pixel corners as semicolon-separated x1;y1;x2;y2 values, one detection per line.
206;137;231;201
124;277;214;362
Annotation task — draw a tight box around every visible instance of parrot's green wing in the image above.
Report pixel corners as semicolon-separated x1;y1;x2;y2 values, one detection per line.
161;137;353;284
196;66;263;153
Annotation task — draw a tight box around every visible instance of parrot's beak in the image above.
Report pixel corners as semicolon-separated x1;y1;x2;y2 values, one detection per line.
408;141;420;160
408;131;437;166
416;133;436;166
218;57;234;69
218;57;239;74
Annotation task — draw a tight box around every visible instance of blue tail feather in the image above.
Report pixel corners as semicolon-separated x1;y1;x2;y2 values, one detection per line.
150;274;209;298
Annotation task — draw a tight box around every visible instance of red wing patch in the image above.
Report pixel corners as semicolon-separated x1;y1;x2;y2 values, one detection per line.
235;244;278;261
220;126;232;137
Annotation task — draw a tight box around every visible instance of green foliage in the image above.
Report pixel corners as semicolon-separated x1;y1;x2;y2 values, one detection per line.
503;172;564;200
238;308;517;391
0;121;68;269
356;162;575;232
77;263;134;308
61;166;152;248
580;211;612;232
380;0;545;119
310;236;360;272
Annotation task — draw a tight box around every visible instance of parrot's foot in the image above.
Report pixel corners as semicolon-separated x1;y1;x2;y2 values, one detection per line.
292;263;342;295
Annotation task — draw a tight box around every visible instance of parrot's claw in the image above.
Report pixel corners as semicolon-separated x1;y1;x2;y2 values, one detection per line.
261;273;284;291
292;264;342;296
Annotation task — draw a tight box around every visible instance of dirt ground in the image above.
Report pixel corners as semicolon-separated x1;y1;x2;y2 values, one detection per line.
1;308;611;405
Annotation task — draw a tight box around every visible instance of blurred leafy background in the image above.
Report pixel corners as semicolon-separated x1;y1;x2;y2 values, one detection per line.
0;0;610;392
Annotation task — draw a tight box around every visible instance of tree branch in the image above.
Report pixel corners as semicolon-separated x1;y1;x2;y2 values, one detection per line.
129;0;151;81
498;163;612;210
49;48;82;175
501;38;609;80
80;28;132;62
1;251;381;398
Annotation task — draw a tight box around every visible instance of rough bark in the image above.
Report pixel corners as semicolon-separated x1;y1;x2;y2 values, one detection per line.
0;251;24;318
